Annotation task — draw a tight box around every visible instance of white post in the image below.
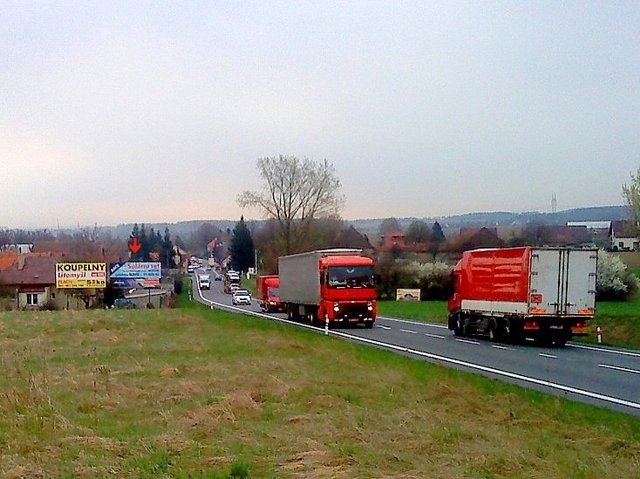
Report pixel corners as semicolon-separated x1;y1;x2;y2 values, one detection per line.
596;325;602;344
325;315;329;336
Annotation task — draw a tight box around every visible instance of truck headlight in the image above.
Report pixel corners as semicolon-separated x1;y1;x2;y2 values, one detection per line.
333;302;340;312
367;301;373;312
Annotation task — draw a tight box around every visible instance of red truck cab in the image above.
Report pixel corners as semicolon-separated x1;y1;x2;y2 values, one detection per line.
256;275;283;313
279;249;377;328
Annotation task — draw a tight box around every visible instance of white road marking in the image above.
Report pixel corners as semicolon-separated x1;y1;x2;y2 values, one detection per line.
599;364;640;375
570;343;640;358
538;353;558;359
377;316;449;329
425;333;446;339
400;329;417;334
455;338;480;345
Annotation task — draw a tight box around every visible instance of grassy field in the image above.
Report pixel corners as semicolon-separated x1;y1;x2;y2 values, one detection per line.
1;301;639;478
378;300;640;350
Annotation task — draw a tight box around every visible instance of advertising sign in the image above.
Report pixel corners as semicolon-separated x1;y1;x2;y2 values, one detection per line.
110;278;161;289
396;288;421;301
109;262;162;279
56;262;107;289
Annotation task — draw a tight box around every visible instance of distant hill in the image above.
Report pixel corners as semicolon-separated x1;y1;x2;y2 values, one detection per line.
95;205;630;241
100;220;239;241
346;205;630;237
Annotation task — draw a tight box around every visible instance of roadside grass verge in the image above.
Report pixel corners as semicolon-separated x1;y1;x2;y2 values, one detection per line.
1;306;639;478
378;300;449;323
378;300;640;350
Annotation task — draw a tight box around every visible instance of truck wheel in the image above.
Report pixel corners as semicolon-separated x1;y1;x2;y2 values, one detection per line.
364;321;374;329
453;315;464;336
502;318;512;343
488;319;501;342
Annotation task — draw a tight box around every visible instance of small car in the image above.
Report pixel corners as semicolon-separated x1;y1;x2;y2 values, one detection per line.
231;289;252;305
114;298;136;309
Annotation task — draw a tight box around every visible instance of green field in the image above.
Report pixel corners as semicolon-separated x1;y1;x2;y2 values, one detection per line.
378;300;640;350
1;300;639;478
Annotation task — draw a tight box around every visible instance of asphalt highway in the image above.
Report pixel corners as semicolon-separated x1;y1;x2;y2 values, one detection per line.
192;269;640;417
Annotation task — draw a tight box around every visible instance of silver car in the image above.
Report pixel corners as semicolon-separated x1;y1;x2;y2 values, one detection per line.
231;289;252;305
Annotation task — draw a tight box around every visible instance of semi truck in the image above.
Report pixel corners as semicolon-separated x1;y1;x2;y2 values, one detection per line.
278;248;377;328
447;247;597;346
256;275;283;313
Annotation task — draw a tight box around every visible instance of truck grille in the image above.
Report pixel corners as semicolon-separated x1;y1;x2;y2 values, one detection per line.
336;303;369;320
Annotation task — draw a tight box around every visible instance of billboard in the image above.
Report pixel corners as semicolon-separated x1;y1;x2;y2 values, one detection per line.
109;262;162;289
56;262;107;289
396;288;421;301
109;262;162;279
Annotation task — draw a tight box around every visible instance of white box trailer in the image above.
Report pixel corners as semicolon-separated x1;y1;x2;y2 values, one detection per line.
448;247;597;345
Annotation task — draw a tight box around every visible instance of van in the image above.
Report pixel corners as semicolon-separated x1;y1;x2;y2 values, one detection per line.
198;274;211;290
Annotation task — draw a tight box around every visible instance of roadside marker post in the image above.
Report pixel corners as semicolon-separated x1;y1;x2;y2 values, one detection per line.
596;325;603;344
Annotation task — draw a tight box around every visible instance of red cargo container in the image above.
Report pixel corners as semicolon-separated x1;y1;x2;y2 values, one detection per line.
448;247;597;346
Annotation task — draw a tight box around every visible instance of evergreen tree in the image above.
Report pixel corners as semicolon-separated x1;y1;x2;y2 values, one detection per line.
431;221;445;243
228;216;255;273
429;221;446;260
129;224;176;265
129;224;143;261
163;227;175;268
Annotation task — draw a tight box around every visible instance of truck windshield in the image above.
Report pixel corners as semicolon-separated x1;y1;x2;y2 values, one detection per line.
327;266;374;288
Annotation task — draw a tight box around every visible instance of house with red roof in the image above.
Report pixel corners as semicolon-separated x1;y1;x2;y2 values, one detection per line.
0;253;99;310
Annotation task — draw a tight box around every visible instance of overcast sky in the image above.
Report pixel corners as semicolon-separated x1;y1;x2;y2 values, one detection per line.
1;1;639;229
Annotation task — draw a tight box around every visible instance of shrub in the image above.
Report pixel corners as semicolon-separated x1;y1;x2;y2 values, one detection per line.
403;261;454;300
174;275;183;295
596;249;640;301
163;292;177;308
39;299;59;311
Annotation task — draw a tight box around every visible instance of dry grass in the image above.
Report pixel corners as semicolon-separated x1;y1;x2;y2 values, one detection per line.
0;307;639;478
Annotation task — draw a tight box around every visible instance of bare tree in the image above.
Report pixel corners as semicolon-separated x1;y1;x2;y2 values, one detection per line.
622;167;640;225
405;220;430;244
237;155;344;254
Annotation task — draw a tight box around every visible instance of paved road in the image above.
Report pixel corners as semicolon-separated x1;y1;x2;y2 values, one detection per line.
191;269;640;416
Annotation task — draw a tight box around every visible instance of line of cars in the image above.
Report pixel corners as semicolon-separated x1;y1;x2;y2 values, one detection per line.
191;264;252;306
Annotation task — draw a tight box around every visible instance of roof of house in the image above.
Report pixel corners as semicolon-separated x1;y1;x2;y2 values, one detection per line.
0;253;65;286
610;219;637;238
536;225;593;245
0;251;18;272
334;226;373;250
458;226;500;240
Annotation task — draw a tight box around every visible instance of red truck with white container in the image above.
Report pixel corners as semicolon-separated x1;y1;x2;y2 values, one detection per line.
447;247;597;346
256;275;283;313
278;249;377;328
